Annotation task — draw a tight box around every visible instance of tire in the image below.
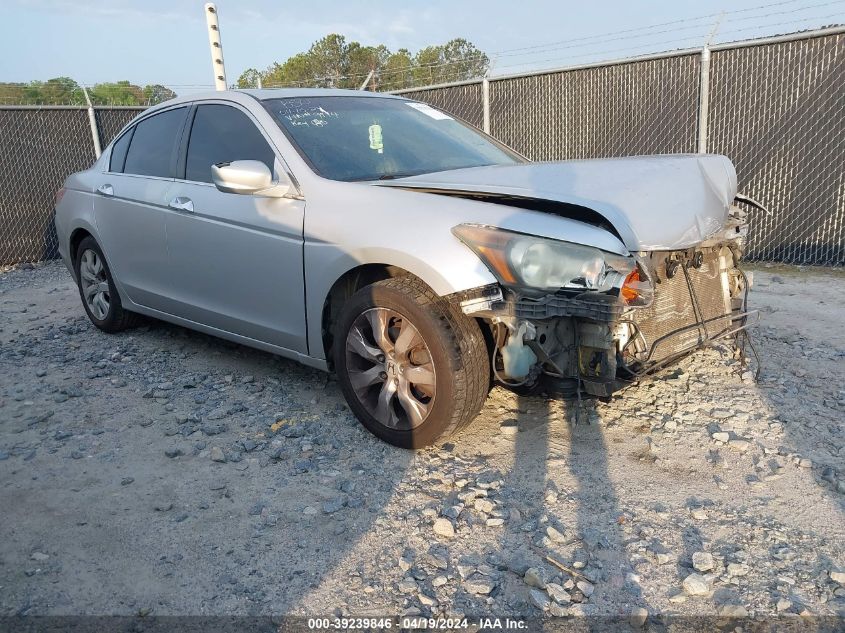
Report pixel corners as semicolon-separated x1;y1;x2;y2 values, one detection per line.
75;236;140;333
334;276;489;448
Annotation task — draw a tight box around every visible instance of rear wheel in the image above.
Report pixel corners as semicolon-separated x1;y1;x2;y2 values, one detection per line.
334;276;489;448
75;236;139;332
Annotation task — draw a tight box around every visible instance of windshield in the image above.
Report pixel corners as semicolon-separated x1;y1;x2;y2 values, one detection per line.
264;96;523;182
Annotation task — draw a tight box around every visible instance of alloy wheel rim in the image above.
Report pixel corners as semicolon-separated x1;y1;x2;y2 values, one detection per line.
345;308;436;430
80;249;110;320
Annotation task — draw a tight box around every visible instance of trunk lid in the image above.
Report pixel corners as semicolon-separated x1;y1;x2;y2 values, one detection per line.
377;154;737;252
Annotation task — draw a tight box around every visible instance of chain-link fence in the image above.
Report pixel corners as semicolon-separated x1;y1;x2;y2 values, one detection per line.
1;28;843;266
396;28;845;266
708;33;845;265
488;53;701;159
0;107;143;265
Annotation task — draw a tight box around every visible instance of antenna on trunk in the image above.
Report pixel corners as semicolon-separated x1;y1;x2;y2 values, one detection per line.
204;3;227;91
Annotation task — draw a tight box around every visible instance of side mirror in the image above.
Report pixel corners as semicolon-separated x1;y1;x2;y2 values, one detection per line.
210;160;291;197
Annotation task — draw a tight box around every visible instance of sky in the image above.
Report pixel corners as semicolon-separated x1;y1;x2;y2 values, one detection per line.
2;0;843;91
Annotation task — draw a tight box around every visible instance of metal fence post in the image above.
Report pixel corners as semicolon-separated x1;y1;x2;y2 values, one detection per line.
697;46;711;154
80;85;102;159
482;78;491;134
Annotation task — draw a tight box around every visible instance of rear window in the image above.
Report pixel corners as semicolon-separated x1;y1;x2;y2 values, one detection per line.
109;128;133;173
123;107;187;178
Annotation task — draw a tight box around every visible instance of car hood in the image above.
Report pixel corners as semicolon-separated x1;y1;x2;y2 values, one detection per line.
376;154;738;251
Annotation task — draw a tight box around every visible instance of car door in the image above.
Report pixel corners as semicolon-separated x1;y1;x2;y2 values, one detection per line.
163;102;307;353
93;106;188;310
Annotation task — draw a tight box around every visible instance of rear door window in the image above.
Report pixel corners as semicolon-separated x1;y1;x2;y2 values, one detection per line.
185;104;276;183
123;107;187;178
109;128;134;173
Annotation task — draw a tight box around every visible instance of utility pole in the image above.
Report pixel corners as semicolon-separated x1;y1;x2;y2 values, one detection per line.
697;13;723;154
204;3;227;91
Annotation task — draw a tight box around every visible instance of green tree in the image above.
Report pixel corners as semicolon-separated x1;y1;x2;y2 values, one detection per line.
345;43;390;89
0;83;27;104
42;77;85;104
247;35;489;91
263;52;313;88
379;49;414;91
142;84;176;105
89;80;145;105
236;68;262;88
8;77;86;105
308;34;349;87
413;39;488;86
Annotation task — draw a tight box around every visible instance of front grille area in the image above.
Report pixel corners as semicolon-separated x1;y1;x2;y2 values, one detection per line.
630;252;732;364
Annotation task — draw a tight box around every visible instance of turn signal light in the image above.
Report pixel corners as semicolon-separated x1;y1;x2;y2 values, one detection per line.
621;268;653;307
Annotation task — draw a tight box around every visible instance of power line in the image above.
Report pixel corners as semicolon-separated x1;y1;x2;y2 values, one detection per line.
488;0;803;55
489;0;845;60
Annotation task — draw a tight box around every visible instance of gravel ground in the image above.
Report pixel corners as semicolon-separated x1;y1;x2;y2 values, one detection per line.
1;260;844;624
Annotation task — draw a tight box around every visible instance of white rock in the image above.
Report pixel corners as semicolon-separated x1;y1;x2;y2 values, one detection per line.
546;526;566;543
418;593;437;607
30;552;49;562
397;578;418;593
718;604;748;618
712;432;730;442
776;599;792;612
210;446;226;462
432;575;448;587
630;607;648;628
529;589;550;610
523;567;545;589
464;574;495;595
727;563;750;577
432;518;455;538
486;517;505;527
830;570;845;585
545;583;570;604
576;580;595;597
682;573;711;596
728;439;751;452
549;601;567;617
474;498;494;514
692;552;715;572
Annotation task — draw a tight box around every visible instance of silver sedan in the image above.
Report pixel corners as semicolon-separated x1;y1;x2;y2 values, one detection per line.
55;88;753;448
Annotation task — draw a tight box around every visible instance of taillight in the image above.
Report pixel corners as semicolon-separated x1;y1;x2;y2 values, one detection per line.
621;268;653;307
55;188;66;206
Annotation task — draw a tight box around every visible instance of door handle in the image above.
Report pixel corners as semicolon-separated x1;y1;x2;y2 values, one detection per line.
96;184;114;196
168;197;194;213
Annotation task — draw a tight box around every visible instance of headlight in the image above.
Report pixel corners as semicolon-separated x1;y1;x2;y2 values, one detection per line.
452;224;651;305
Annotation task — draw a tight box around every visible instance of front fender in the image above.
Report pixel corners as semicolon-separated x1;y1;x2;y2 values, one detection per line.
304;241;495;359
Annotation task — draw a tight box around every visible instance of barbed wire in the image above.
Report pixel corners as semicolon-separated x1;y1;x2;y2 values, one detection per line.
489;0;845;60
491;14;845;74
489;0;829;55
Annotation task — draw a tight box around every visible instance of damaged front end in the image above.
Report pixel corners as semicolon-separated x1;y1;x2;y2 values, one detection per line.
451;200;758;398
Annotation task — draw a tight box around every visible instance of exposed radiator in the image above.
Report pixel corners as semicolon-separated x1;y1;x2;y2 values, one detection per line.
630;251;733;364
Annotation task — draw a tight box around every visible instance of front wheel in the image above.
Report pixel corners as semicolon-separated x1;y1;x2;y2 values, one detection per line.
334;277;489;448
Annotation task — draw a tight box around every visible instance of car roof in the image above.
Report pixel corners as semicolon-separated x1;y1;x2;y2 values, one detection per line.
144;88;408;115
